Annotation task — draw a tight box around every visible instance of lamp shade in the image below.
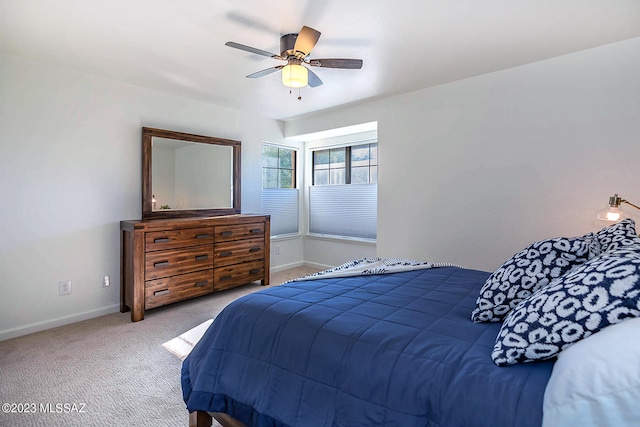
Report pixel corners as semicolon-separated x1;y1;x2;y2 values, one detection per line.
594;193;640;222
282;64;308;88
596;206;622;221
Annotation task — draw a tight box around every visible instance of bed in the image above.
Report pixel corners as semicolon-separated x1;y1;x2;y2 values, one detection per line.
182;266;553;426
182;220;640;427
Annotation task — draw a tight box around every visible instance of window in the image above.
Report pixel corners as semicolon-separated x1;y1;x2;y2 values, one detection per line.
261;145;299;236
309;141;377;240
312;143;377;185
262;146;296;189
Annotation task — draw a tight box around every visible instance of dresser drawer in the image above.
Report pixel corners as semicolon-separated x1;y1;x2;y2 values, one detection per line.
214;260;264;291
145;246;213;280
215;223;264;243
145;270;214;309
145;227;214;252
215;238;265;267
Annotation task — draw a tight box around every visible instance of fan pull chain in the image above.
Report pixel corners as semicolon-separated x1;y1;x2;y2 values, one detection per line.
287;87;302;100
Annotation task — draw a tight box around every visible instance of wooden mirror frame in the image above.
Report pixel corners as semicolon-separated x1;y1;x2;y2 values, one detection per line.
141;127;241;219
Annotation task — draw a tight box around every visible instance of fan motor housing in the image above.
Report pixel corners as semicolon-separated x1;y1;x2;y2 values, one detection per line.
280;33;300;58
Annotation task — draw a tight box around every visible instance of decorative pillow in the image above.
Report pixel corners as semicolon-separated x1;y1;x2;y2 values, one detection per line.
471;235;595;323
491;245;640;366
595;218;640;253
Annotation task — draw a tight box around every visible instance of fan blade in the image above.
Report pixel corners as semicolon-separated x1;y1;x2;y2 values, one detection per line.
293;26;321;56
307;68;323;87
225;41;283;59
247;66;284;79
309;58;363;69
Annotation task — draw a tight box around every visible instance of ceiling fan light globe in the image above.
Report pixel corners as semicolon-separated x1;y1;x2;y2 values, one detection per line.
282;64;308;88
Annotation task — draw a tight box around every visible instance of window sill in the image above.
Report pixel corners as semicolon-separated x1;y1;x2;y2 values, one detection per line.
271;233;302;242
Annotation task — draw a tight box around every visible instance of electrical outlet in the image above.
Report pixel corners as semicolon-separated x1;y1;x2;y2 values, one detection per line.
58;280;72;296
102;275;110;287
275;245;281;255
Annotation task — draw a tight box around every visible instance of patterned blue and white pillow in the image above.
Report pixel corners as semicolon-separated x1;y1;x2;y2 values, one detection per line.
471;235;596;323
491;245;640;366
595;218;640;253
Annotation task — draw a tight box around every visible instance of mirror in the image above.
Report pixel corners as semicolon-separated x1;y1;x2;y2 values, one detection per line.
142;127;241;219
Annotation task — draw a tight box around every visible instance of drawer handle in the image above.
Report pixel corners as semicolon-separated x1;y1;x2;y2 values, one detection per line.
196;234;210;239
220;231;233;237
250;269;261;275
195;281;208;287
220;275;232;281
154;238;170;243
153;289;170;296
154;261;169;267
195;255;209;261
250;228;262;234
249;247;261;253
220;251;233;257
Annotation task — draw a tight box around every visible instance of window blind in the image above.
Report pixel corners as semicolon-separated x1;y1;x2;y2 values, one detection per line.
309;184;377;240
262;188;299;236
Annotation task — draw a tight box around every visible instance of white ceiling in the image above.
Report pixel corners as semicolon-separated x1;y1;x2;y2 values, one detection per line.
2;1;640;121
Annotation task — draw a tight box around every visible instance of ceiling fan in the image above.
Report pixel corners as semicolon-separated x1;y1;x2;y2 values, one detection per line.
225;26;363;89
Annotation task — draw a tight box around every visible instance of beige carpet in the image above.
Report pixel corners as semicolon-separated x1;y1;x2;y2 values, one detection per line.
0;266;321;427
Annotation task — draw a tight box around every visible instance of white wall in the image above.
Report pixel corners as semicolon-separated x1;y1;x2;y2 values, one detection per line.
0;54;284;340
285;37;640;271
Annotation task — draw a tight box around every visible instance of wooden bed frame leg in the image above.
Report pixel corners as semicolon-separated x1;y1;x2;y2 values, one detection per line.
189;411;212;427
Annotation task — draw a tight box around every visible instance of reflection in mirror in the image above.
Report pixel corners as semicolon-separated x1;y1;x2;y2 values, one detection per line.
151;137;233;210
142;127;241;219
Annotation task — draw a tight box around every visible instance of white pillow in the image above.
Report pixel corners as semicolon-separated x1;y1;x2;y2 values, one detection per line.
543;317;640;427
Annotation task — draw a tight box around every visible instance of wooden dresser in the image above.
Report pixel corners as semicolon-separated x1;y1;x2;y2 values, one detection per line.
120;214;270;321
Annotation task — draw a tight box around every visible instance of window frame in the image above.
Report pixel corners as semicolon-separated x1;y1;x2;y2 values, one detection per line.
262;144;297;189
311;141;377;186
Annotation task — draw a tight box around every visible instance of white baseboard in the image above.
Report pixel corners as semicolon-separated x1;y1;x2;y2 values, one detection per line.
0;304;120;342
301;261;333;271
270;261;305;273
270;261;332;273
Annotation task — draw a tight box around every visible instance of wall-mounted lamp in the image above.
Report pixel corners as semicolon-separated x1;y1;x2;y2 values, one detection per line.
596;193;640;221
281;60;308;88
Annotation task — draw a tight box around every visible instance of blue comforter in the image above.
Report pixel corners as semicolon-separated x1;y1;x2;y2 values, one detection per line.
182;267;554;427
